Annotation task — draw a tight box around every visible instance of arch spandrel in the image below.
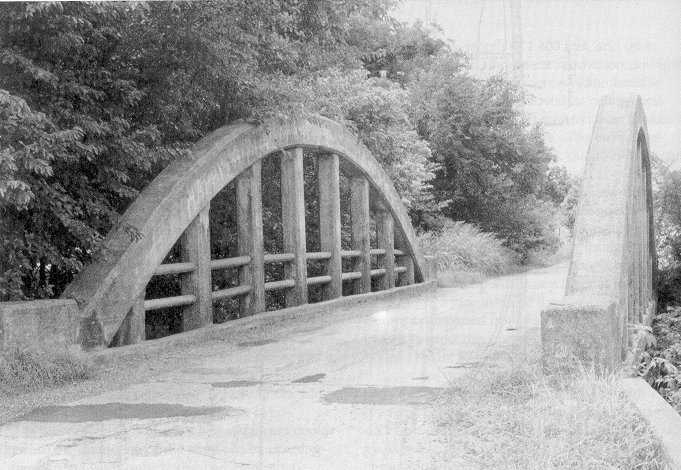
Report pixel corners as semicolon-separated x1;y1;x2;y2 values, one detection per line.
62;116;426;348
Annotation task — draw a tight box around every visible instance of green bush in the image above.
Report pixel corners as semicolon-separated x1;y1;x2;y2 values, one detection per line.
418;220;518;277
640;306;681;413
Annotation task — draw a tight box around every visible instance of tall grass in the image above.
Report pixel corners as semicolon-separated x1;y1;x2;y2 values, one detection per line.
433;352;664;469
0;347;96;395
418;221;518;286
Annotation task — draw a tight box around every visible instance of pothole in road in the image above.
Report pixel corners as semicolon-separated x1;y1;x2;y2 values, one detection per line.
212;380;262;388
13;403;238;423
323;386;444;405
291;373;326;383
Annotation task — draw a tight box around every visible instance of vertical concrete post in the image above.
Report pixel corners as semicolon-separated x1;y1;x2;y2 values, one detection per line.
237;161;266;316
350;176;371;294
376;206;395;290
395;230;415;286
281;147;308;306
111;294;145;346
318;153;342;300
181;205;212;330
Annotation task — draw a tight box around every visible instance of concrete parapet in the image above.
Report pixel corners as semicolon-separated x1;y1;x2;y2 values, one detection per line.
0;299;80;351
541;295;621;372
541;94;655;372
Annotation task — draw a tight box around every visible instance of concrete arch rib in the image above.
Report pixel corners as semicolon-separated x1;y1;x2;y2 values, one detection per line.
62;116;426;349
541;94;656;371
566;94;651;300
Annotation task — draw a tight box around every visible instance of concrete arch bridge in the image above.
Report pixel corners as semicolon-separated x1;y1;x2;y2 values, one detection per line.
0;94;663;468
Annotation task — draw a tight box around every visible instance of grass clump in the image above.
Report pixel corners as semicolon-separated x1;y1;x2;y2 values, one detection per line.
0;346;96;395
418;221;518;287
433;351;664;469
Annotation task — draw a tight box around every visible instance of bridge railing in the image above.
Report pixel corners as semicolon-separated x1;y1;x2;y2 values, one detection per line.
104;144;423;348
1;117;432;351
541;94;656;372
0;115;433;351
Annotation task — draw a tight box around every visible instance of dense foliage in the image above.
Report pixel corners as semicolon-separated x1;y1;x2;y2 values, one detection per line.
640;305;681;413
640;157;681;411
1;1;568;302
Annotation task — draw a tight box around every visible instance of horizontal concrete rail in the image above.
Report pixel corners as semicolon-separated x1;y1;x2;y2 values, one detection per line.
154;262;196;276
306;252;332;260
212;285;253;300
341;250;361;258
211;256;251;270
263;253;295;263
144;295;196;312
541;94;656;372
264;280;297;292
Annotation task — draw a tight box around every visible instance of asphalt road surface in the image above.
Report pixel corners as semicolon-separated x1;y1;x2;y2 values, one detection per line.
0;263;568;469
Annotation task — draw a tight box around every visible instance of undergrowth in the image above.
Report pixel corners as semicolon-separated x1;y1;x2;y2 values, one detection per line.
418;221;518;287
639;305;681;413
434;351;664;469
0;346;96;395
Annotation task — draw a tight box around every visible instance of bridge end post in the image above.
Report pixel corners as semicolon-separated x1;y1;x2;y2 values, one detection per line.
541;296;622;373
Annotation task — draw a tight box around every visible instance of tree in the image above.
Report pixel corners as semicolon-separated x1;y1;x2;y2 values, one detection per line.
408;54;559;258
0;1;423;300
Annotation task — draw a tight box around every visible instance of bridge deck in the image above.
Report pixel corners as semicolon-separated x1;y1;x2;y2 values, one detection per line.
0;264;567;469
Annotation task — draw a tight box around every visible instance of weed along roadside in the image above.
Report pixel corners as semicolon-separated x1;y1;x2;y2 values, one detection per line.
432;345;665;469
0;347;95;395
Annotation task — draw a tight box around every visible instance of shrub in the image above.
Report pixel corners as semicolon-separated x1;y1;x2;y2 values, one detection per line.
418;220;518;278
640;305;681;413
0;346;96;394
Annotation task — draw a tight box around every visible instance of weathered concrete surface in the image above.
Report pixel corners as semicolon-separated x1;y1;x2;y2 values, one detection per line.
62;116;427;349
621;378;681;469
542;296;620;372
0;264;567;469
541;94;655;371
0;299;79;351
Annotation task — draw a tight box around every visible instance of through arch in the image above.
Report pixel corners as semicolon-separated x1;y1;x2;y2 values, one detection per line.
62;116;426;349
